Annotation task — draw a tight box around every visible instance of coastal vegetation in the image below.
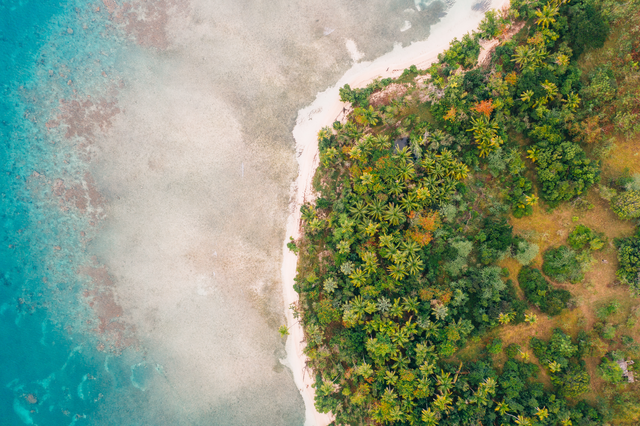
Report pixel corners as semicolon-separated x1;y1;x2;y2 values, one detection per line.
291;0;640;424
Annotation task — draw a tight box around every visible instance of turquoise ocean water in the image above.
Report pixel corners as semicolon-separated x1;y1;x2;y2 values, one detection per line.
1;0;488;424
0;1;160;424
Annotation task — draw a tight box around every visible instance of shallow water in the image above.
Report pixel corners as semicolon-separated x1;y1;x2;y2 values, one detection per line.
1;0;487;424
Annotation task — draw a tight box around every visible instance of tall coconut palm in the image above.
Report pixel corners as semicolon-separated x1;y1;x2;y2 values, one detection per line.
374;134;392;150
400;240;420;256
432;391;453;413
349;268;367;287
388;263;408;281
563;92;581;111
421;408;438;426
364;221;380;237
535;3;559;29
541;80;558;100
400;193;420;213
350;200;368;222
369;198;385;221
512;45;534;69
436;372;454;393
361;251;378;274
402;296;419;314
407;255;424;275
395;146;412;164
388;180;406;197
421;155;436;174
378;233;395;249
398;162;416;182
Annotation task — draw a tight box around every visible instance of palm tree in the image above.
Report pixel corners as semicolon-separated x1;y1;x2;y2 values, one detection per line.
395;146;412;164
360;171;375;187
363;221;379;237
374;134;392;150
388;263;408;281
357;105;380;126
512;45;534;69
495;400;510;415
407;255;424;275
361;251;378;273
398;163;416;182
391;249;408;265
379;233;395;248
498;312;514;325
402;296;419;314
369;198;385;220
384;203;406;226
400;240;420;256
301;205;316;222
524;312;538;324
349;268;367;287
389;299;404;319
421;156;436;174
350;200;368;222
421;408;438;426
524;194;538;206
400;193;420;213
535;4;559;29
541;80;558;100
391;353;410;370
520;89;534;103
436;372;453;393
514;415;534;426
563;92;581;111
343;121;362;141
548;360;562;373
409;133;423;159
317;126;332;141
452;164;469;181
432;391;453;413
532;46;548;67
432;163;446;180
350;296;366;320
336;240;350;254
388;180;406;197
536;407;549;421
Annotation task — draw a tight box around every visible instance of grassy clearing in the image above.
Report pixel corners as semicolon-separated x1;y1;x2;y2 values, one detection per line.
493;135;640;414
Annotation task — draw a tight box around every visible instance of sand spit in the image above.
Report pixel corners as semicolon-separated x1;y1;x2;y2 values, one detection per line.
281;0;511;425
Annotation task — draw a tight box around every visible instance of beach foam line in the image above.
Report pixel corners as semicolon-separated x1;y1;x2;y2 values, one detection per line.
281;1;510;424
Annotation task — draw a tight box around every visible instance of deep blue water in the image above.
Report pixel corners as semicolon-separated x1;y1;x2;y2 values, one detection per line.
0;2;158;424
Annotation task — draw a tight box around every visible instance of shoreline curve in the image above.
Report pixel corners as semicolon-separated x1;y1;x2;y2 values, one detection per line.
280;1;511;424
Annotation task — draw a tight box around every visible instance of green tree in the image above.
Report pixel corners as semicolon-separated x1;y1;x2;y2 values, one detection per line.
598;356;624;383
535;3;559;29
611;190;640;219
542;245;584;283
616;230;640;293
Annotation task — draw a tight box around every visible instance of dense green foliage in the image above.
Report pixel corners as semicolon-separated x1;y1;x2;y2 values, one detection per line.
518;266;572;315
533;141;600;206
611;190;640;220
542;245;584;283
530;329;590;398
438;34;480;70
616;229;640;293
574;1;640;137
598;356;624;384
568;224;605;251
564;0;610;58
291;0;640;423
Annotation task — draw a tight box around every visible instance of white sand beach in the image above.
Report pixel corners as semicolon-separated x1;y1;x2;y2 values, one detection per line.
281;0;511;424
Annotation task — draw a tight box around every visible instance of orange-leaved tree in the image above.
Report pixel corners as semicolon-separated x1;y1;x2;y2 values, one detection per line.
472;99;495;117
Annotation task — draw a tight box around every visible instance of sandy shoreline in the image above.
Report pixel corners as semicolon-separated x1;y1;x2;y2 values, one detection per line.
280;1;511;424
